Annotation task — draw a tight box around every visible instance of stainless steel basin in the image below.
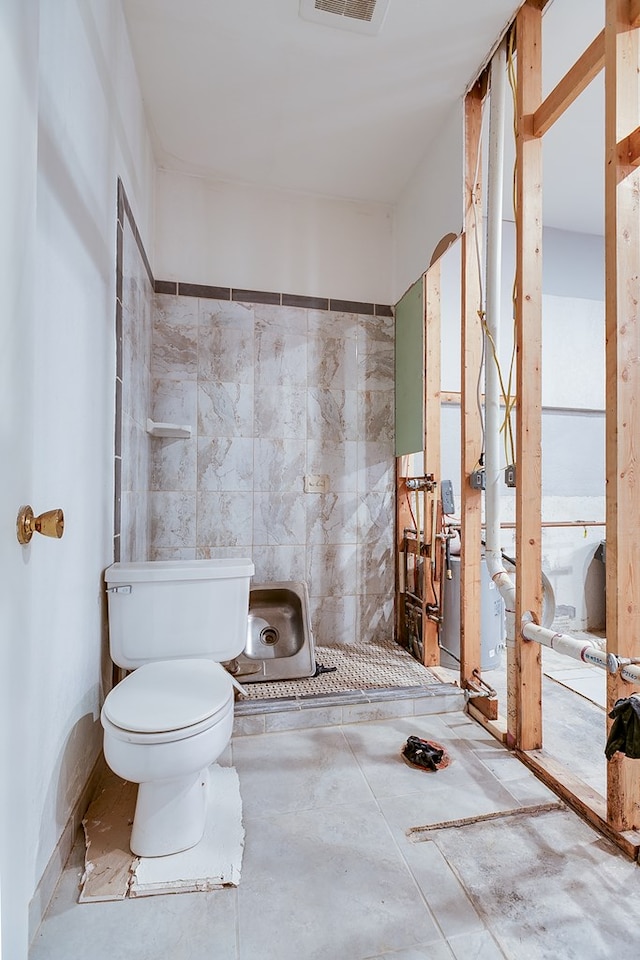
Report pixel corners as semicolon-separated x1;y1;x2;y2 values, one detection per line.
235;581;315;682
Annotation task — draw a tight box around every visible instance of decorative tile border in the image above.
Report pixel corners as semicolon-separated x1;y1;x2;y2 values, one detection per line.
154;277;393;317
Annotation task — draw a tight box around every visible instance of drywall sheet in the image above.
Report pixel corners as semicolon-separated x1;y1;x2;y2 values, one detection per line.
395;277;424;456
80;764;244;902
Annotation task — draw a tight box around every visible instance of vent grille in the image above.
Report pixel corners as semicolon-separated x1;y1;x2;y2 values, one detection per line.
299;0;390;35
315;1;377;23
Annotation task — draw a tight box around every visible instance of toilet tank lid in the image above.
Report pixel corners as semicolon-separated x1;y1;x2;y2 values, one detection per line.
105;558;254;584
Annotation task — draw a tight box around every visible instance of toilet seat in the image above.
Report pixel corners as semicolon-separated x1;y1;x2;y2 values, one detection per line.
102;659;233;744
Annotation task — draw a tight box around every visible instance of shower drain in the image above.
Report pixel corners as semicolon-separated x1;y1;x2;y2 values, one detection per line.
260;626;279;646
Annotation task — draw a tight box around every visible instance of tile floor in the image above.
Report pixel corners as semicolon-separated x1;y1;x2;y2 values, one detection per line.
30;707;640;960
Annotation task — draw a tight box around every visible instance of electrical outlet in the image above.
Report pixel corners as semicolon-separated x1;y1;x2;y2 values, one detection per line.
469;468;485;490
304;474;330;494
441;478;455;514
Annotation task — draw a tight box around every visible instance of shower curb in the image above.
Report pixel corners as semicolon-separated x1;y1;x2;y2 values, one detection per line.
233;683;465;735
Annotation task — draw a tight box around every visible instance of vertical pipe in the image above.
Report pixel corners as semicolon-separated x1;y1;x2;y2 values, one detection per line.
485;38;507;573
484;41;516;616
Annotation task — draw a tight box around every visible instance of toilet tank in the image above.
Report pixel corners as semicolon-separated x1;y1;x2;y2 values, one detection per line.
105;559;254;670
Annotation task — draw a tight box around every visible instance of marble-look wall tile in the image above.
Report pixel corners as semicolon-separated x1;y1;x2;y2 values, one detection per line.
251;545;305;583
357;539;394;597
149;492;196;548
147;295;397;650
150;437;197;492
196;545;254;561
121;415;150;495
152;321;198;380
122;307;149;428
197;437;254;491
198;325;254;383
255;383;306;440
253;438;305;492
307;543;357;597
357;441;395;494
152;378;197;428
306;493;359;545
357;312;394;350
358;491;395;541
254;303;306;334
307;336;358;390
149;546;197;561
308;309;359;340
198;381;254;438
117;206;153;562
199;299;254;331
197;492;253;547
255;330;307;387
307;388;358;442
154;293;197;326
357;348;394;392
121;491;149;562
309;595;358;647
307;439;358;493
357;389;394;442
253;493;306;546
357;594;395;645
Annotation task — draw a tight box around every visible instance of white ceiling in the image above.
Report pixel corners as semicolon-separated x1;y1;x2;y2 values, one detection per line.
122;0;605;234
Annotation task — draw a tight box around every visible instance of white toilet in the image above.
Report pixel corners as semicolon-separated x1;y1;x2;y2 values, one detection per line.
101;557;254;858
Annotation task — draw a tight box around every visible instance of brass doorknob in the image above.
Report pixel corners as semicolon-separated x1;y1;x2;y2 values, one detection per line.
16;506;64;544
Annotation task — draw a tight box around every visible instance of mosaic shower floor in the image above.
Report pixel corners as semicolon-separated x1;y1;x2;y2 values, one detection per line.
236;636;442;701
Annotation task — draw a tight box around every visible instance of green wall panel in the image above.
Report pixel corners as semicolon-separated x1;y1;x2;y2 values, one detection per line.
395;278;424;456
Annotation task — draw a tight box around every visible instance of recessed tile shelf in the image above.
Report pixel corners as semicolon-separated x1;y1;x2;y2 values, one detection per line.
146;418;192;439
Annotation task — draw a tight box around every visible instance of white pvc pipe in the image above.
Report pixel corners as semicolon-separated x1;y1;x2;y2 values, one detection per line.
485;37;507;580
521;620;640;684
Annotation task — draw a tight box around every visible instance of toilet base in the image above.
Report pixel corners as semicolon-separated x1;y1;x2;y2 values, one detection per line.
130;766;210;857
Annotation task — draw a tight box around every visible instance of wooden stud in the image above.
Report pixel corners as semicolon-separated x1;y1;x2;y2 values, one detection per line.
513;1;543;752
604;0;640;832
532;30;604;138
460;83;484;692
631;0;640;28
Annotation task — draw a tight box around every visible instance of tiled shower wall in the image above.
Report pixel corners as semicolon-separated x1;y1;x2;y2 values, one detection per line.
148;295;396;648
114;182;154;563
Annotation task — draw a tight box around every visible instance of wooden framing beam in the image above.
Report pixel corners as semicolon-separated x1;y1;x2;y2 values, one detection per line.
604;0;640;832
518;750;640;860
532;30;604;138
459;82;484;692
513;1;543;752
631;0;640;28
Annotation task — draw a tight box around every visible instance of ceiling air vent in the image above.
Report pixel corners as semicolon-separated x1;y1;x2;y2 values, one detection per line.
299;0;391;36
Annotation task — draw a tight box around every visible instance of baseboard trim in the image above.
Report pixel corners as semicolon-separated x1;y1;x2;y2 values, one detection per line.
28;751;107;944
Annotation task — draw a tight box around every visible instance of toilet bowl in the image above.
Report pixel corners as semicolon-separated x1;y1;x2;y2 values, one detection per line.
101;659;234;857
101;558;254;858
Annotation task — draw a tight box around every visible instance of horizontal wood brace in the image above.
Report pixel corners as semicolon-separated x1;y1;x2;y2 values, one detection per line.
618;125;640;166
532;30;604;138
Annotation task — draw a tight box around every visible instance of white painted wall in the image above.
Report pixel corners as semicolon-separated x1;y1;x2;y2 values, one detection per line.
0;3;39;955
0;0;154;945
392;102;464;303
154;170;394;304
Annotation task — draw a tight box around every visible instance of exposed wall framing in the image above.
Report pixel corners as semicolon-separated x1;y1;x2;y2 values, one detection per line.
454;0;640;855
604;0;640;833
